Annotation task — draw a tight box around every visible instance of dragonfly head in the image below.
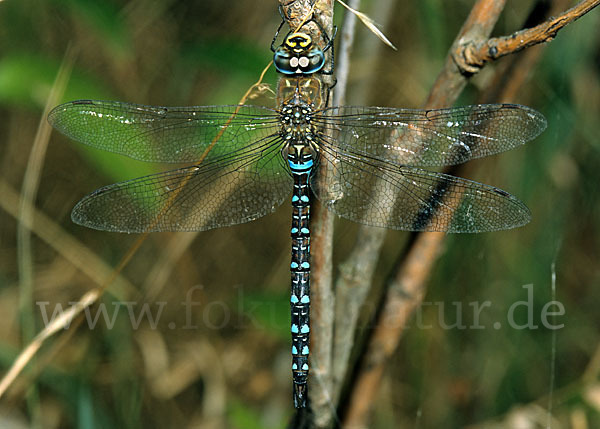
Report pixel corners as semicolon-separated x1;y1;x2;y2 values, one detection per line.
274;32;326;75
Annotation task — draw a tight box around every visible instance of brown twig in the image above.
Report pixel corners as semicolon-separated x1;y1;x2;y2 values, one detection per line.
277;0;337;423
454;0;600;74
481;0;573;104
334;0;506;421
343;0;557;425
328;0;398;411
320;0;509;420
426;0;507;108
307;30;335;428
308;2;335;424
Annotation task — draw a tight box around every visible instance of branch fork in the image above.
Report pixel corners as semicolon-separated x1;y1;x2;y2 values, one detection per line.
453;0;600;75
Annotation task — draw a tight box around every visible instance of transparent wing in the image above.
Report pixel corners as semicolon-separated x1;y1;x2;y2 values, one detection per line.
72;136;292;232
311;139;531;232
48;100;281;163
313;104;546;167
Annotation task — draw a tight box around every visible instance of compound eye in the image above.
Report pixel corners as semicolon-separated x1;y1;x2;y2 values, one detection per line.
274;49;295;75
302;50;325;73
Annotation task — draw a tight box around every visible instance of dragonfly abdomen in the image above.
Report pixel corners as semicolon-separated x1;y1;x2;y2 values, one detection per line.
287;141;314;408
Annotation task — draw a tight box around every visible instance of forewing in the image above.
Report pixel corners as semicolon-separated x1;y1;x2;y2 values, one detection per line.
314;104;546;167
311;142;531;232
48;100;280;163
72;137;292;232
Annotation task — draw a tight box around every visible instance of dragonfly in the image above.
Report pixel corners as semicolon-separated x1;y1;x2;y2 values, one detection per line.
48;21;546;409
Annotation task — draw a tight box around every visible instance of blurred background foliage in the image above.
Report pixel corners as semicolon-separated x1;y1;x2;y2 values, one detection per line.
0;0;599;427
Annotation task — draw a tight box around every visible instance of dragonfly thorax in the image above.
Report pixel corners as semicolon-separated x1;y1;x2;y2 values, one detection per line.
280;101;315;144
